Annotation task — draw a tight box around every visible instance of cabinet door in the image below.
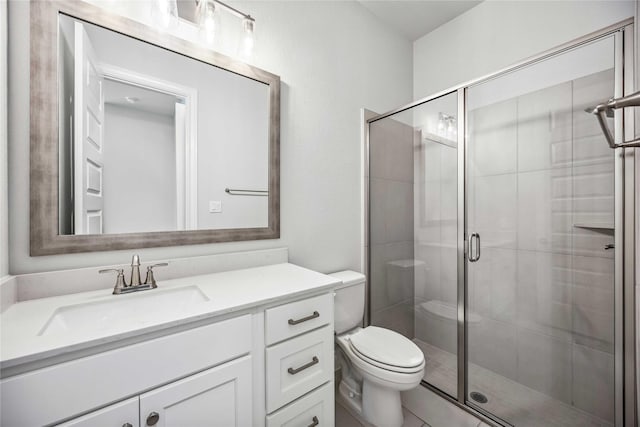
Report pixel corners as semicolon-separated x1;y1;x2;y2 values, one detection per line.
139;356;252;427
57;397;139;427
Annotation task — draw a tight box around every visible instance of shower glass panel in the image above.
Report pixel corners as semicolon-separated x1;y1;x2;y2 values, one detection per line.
466;36;616;426
369;92;459;398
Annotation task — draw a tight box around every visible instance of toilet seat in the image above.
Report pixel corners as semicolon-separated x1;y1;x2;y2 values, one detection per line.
348;326;424;374
338;326;425;382
349;342;424;374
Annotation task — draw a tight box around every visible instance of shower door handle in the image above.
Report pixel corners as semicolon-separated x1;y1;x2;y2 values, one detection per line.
468;233;481;262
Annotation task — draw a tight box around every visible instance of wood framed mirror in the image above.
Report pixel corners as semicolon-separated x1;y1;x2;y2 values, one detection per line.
30;0;280;255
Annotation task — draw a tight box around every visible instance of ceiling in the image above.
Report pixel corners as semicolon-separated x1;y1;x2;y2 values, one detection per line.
103;79;180;117
357;0;482;41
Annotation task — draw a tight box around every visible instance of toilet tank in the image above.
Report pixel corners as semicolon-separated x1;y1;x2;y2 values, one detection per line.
328;270;366;334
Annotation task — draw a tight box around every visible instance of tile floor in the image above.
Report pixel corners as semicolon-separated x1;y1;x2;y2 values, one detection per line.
335;400;429;427
414;339;613;427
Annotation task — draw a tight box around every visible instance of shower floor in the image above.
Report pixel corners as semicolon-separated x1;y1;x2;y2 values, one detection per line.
413;339;613;427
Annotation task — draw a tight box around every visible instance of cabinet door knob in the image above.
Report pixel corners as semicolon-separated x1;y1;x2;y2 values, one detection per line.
308;416;319;427
122;424;133;427
146;411;160;426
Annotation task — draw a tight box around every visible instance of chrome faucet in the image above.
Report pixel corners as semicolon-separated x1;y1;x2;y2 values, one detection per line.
130;254;142;287
100;255;168;295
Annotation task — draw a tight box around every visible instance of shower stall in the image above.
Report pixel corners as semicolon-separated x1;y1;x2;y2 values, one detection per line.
366;21;637;427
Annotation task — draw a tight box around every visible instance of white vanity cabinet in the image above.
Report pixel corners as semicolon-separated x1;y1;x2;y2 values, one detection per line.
58;397;140;427
0;264;338;427
138;355;252;427
60;356;253;427
265;293;335;427
1;315;253;426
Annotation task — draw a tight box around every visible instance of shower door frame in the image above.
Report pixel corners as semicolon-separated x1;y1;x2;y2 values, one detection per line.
366;18;636;427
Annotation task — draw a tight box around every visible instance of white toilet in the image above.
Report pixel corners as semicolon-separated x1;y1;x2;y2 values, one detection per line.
329;271;425;427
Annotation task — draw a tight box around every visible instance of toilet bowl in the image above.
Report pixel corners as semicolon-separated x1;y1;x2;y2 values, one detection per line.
329;271;425;427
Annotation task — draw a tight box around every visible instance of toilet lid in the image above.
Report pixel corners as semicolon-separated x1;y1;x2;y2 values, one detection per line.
349;326;424;369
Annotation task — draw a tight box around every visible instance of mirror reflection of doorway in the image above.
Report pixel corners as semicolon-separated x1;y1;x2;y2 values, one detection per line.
62;21;198;235
100;75;197;234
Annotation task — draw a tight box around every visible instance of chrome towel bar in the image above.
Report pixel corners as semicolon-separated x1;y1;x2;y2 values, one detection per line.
225;188;269;196
589;90;640;148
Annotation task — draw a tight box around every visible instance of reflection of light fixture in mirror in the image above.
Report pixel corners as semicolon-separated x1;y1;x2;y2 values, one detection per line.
189;0;256;53
196;0;217;45
437;112;456;140
151;0;178;30
447;117;456;138
437;113;446;135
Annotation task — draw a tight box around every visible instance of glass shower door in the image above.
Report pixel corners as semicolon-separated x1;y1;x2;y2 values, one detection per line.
465;35;617;427
368;92;459;398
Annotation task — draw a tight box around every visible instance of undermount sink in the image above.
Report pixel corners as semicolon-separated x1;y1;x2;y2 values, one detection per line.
39;286;210;336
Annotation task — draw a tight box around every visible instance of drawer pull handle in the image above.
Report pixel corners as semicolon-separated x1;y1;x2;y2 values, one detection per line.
288;311;320;325
308;416;319;427
288;356;319;375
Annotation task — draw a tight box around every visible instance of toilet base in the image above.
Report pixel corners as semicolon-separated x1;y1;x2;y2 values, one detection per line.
338;380;363;415
362;379;404;427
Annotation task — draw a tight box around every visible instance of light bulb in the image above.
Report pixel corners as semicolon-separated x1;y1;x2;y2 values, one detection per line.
151;0;177;30
240;17;255;58
437;113;445;136
197;0;217;45
447;118;455;137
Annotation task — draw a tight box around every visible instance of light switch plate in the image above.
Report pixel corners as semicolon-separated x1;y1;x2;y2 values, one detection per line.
209;200;222;213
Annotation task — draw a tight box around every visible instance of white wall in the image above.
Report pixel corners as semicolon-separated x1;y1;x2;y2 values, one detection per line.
103;104;177;233
0;0;7;279
413;0;635;99
84;20;270;230
7;0;413;274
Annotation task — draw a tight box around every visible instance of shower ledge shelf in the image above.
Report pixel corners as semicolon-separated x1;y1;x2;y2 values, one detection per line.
573;222;614;230
422;132;457;148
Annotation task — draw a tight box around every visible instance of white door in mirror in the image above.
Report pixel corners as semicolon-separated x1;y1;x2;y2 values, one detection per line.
74;21;105;235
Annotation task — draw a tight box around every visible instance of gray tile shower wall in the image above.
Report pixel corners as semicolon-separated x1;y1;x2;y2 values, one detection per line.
369;116;415;339
415;69;615;423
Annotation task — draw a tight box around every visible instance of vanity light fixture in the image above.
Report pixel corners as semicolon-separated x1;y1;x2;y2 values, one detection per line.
194;0;256;56
151;0;178;30
240;17;255;58
196;0;217;45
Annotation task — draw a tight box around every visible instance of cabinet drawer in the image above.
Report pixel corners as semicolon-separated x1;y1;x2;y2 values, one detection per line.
266;293;332;345
266;382;334;427
266;326;333;413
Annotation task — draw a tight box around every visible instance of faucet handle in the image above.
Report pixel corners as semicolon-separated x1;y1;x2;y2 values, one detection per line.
99;268;128;294
144;263;168;288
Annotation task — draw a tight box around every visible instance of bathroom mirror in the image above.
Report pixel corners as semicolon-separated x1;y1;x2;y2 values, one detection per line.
31;0;280;255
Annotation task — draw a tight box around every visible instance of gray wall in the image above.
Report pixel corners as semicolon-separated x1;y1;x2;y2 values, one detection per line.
103;104;177;233
7;1;413;274
0;0;7;278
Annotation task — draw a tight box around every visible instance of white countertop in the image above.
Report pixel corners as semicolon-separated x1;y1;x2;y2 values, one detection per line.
1;263;340;371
